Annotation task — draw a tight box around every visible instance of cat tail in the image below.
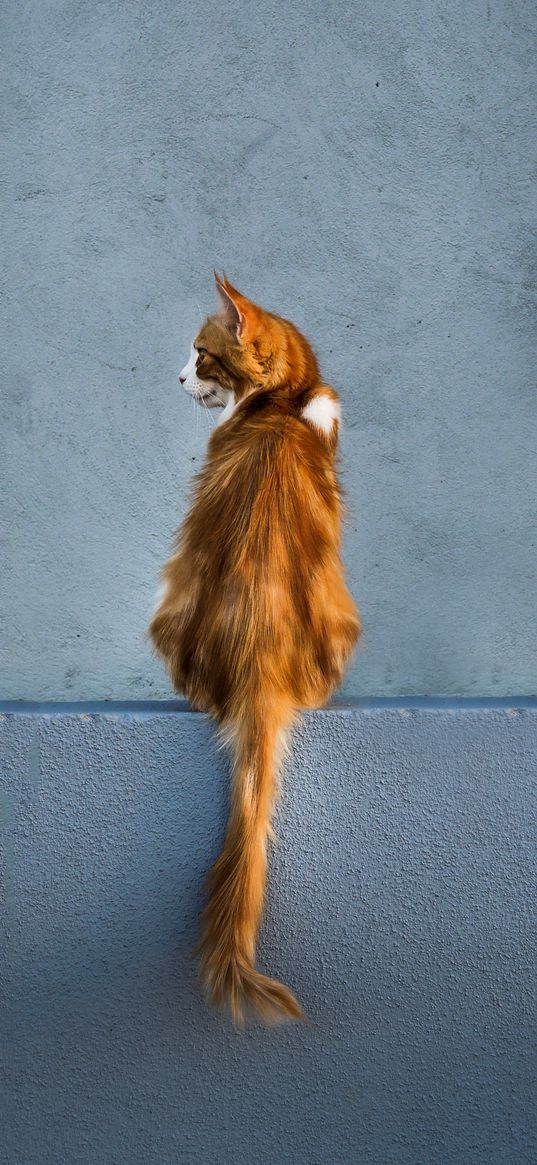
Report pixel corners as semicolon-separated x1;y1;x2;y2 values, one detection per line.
197;698;303;1024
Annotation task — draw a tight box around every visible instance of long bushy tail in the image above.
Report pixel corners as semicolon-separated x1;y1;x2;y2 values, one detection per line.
197;700;303;1024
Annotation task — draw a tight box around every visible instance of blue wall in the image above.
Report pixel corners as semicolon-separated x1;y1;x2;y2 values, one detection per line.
1;702;536;1164
2;0;536;698
3;7;535;1158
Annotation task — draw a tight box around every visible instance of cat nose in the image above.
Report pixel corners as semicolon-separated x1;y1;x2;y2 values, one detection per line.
179;375;186;384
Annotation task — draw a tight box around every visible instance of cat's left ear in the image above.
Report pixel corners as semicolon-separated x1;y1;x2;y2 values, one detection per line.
214;272;261;344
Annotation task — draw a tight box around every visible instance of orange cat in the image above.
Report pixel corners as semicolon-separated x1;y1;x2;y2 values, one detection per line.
150;275;360;1022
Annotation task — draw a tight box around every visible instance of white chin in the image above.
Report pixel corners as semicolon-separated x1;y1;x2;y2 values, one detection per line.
194;392;222;408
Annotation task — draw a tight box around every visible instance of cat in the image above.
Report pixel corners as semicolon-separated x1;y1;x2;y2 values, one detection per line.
149;274;361;1023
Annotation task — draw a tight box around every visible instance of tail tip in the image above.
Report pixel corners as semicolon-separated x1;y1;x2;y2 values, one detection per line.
201;955;304;1026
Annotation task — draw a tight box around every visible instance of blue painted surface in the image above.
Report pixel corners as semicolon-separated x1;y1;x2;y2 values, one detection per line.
2;0;537;699
1;704;536;1164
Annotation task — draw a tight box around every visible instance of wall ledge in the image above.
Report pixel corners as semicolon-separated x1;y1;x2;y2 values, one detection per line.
1;695;536;716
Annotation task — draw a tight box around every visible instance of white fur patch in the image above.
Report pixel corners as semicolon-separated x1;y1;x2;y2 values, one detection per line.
301;393;340;435
179;344;198;381
217;393;236;426
152;582;168;615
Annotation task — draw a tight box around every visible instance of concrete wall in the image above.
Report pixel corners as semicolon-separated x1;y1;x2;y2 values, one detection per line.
1;701;536;1164
2;0;536;699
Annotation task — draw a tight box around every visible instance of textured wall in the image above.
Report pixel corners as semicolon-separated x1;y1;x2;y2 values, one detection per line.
2;0;536;699
1;701;536;1164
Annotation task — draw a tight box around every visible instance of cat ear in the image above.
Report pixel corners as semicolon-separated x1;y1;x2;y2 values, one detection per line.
214;272;260;343
214;271;243;335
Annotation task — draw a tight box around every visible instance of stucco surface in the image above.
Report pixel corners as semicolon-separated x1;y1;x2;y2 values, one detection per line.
1;702;536;1164
2;0;536;699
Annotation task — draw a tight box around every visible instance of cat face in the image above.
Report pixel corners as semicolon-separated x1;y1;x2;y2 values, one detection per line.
178;342;231;410
178;275;320;414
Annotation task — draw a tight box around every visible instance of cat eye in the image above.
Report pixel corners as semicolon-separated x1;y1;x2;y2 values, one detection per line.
196;347;207;358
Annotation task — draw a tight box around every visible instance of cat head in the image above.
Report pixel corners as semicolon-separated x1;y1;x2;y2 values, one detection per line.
178;274;319;412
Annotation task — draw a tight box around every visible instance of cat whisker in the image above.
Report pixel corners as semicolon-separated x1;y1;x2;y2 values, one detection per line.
199;394;216;428
192;395;200;438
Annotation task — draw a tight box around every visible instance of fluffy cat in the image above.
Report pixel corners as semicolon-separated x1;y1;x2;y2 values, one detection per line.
150;274;360;1022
